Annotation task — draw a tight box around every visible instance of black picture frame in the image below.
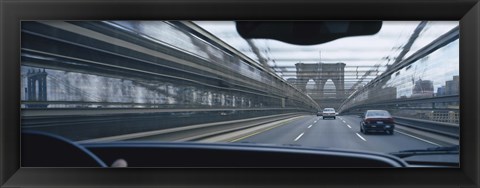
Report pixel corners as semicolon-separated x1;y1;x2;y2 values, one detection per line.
1;0;479;187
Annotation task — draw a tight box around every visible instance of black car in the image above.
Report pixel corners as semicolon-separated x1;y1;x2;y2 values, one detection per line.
360;110;395;135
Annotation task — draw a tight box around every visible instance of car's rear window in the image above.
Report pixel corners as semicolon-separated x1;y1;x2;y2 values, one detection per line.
366;111;390;117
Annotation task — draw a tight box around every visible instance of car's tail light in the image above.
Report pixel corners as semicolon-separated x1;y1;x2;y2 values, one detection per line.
385;117;394;123
364;118;371;124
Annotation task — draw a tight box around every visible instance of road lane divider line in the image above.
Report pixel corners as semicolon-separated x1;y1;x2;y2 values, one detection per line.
308;125;312;128
294;132;304;141
228;123;287;142
225;116;305;143
395;130;442;146
355;133;367;141
347;124;352;129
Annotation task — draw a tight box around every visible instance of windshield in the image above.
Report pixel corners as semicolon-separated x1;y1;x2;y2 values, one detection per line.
20;20;459;167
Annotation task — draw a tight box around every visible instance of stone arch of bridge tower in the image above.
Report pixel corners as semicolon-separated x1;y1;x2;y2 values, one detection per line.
295;62;345;98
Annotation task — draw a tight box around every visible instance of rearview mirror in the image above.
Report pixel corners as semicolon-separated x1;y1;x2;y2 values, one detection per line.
236;21;382;45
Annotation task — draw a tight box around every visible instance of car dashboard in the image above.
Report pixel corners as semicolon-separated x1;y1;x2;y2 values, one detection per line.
22;131;413;167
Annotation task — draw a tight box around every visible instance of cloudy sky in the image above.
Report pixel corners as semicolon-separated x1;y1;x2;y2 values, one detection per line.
194;21;459;91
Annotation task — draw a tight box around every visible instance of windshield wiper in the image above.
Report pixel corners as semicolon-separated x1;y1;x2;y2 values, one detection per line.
389;145;459;158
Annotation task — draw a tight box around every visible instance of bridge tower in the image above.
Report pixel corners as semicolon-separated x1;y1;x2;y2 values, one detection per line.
26;69;48;108
295;62;346;109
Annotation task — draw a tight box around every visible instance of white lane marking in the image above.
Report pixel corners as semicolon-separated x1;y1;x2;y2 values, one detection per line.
308;124;312;128
395;130;442;146
314;121;317;123
294;132;305;141
355;133;367;141
347;124;352;129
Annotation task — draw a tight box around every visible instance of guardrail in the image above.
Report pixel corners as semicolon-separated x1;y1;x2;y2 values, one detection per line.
22;108;310;141
79;113;305;143
393;116;459;139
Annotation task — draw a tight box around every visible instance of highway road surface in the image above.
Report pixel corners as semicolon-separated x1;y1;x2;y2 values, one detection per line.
232;115;443;153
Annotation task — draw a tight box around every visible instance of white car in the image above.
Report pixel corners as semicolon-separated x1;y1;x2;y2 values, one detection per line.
322;108;336;119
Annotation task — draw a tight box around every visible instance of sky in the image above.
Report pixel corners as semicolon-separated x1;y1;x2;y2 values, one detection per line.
194;21;459;91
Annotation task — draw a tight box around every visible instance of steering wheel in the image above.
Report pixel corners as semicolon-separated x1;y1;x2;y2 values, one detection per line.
22;131;107;167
